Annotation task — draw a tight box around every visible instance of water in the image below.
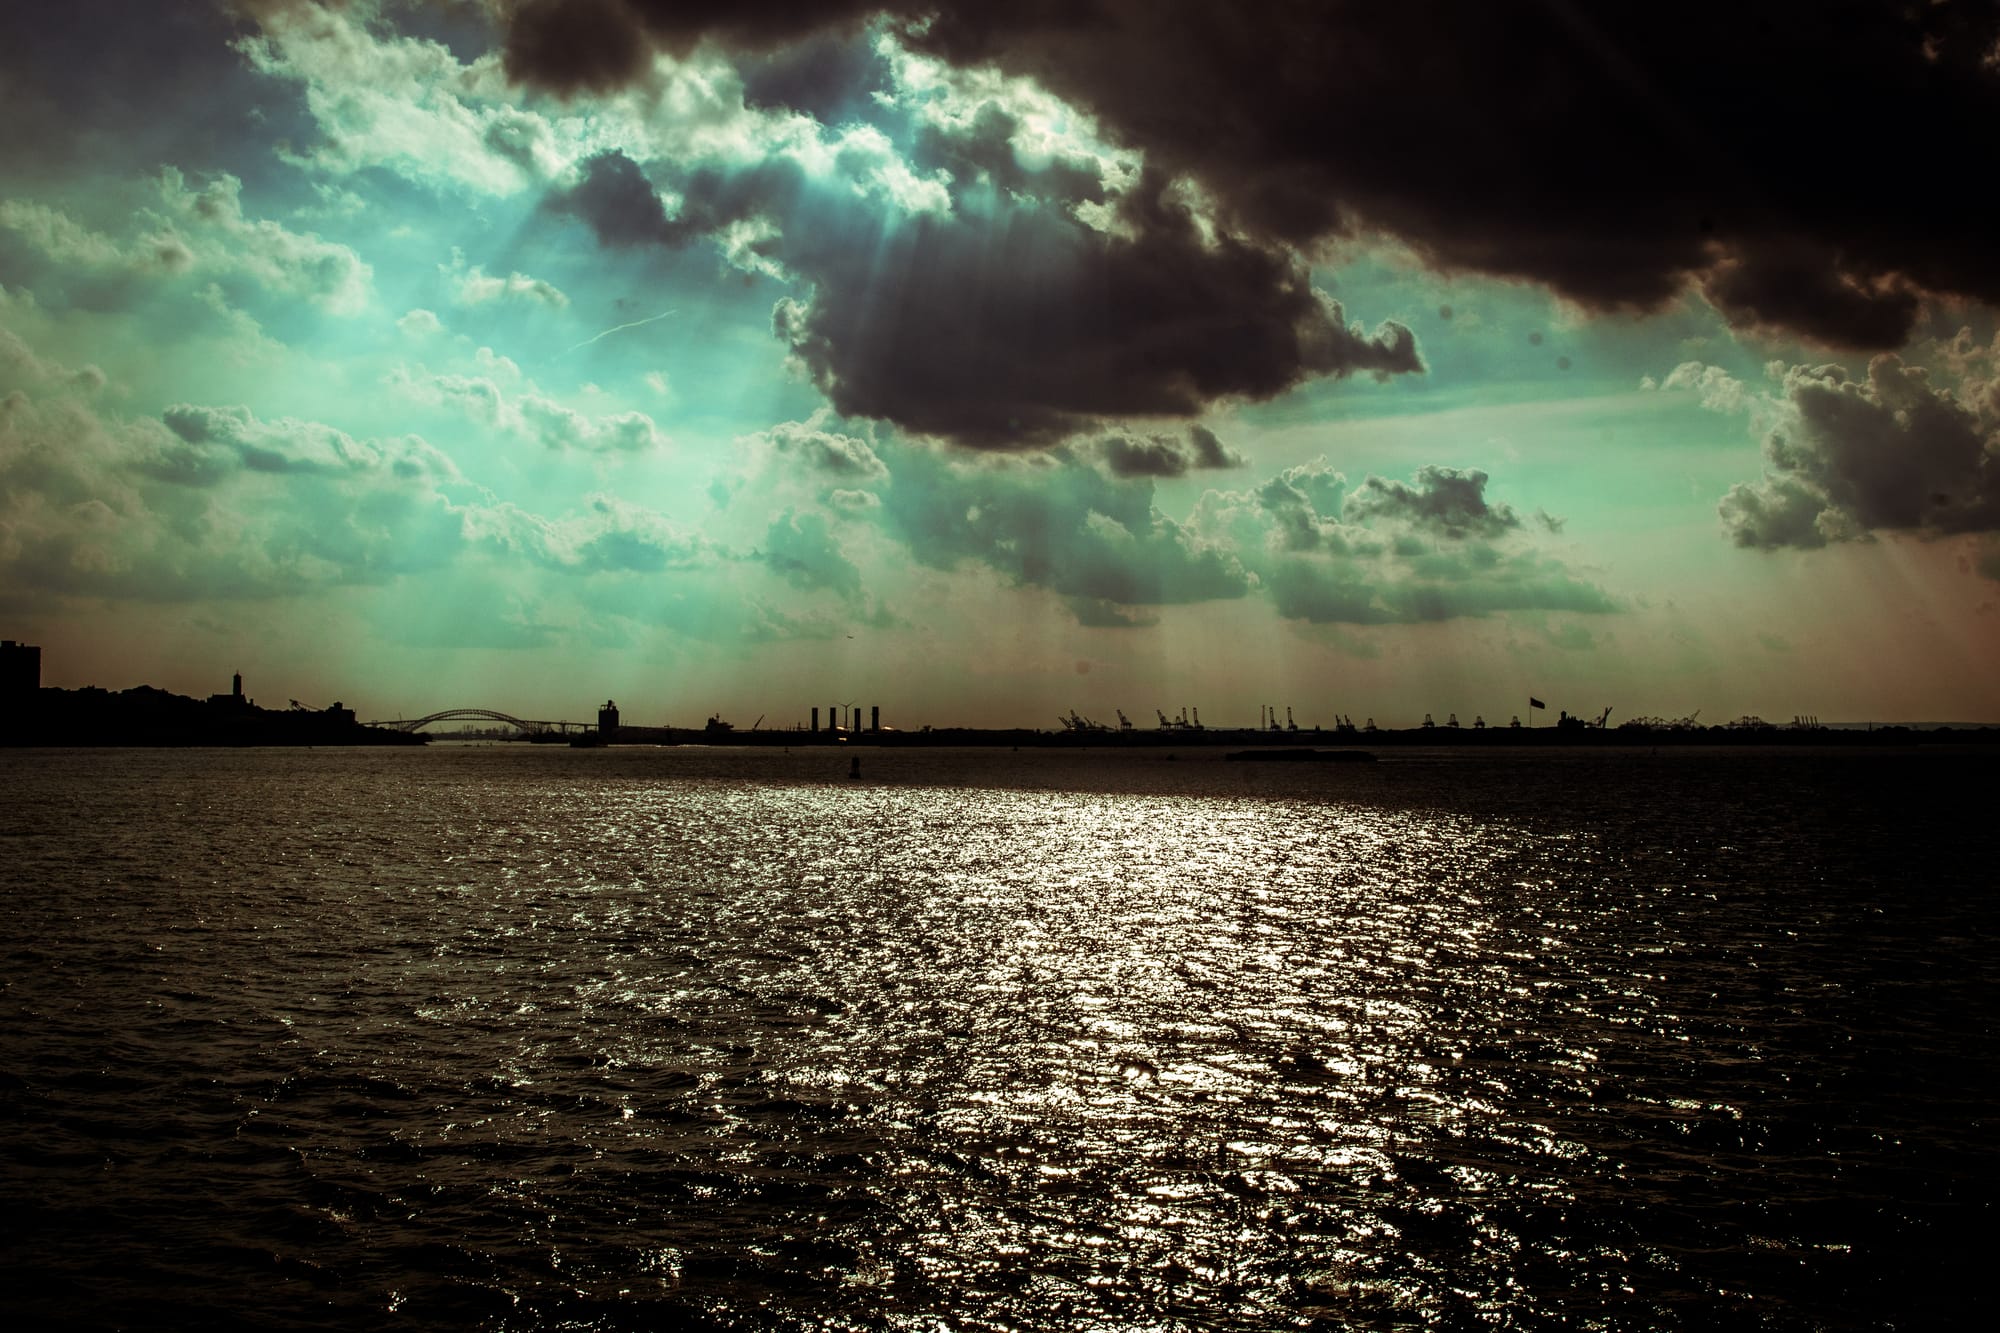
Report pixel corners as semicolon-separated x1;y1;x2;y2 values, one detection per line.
0;745;1991;1329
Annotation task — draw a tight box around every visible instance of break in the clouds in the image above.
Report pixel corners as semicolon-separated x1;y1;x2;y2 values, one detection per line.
501;0;2000;353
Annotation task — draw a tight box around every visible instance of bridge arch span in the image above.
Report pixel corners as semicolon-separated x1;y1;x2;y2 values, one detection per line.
384;709;556;733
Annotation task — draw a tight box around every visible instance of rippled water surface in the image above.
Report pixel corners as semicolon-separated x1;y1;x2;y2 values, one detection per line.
1;745;1993;1329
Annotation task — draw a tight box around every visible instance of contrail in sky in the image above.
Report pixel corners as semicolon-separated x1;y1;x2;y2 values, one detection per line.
565;309;678;353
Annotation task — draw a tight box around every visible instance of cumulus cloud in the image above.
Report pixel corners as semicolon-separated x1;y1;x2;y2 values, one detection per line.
737;430;1607;628
447;257;569;309
398;307;445;338
907;98;1110;209
1095;426;1245;479
1188;458;1613;626
472;493;716;574
161;402;459;479
759;417;887;479
1649;361;1752;415
760;507;862;597
393;361;668;453
1344;466;1521;541
0;170;373;315
156;169;373;314
1719;354;2000;550
0;378;466;601
0;316;721;616
236;0;567;195
498;1;2000;350
874;443;1253;608
0;325;108;397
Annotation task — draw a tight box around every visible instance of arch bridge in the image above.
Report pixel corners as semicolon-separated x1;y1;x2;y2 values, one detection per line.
369;708;592;734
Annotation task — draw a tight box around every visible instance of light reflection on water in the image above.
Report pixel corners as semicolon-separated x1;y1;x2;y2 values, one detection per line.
0;745;1992;1330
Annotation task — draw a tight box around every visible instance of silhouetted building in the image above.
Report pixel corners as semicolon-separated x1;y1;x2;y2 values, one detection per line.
871;705;879;732
598;699;620;741
1;640;40;698
208;671;252;710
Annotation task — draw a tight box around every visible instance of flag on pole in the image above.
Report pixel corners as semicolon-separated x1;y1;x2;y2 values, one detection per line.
1529;697;1546;709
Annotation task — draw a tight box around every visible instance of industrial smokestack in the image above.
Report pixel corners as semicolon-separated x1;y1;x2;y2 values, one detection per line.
811;706;818;733
871;705;879;732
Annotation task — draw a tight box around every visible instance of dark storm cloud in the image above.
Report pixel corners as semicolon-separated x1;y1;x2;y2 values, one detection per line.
555;147;1419;446
1700;242;1922;351
552;150;812;267
499;1;2000;349
1187;426;1244;471
501;0;652;95
772;171;1420;446
501;0;882;92
1096;433;1187;479
549;151;677;246
1344;466;1522;540
736;28;892;121
1096;426;1245;479
1719;356;2000;549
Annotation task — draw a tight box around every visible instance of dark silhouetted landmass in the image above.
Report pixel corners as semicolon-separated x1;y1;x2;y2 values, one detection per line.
6;686;426;747
555;722;1995;749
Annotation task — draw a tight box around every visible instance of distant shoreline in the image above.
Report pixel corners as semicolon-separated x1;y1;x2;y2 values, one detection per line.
4;685;424;747
549;723;1996;750
6;685;1993;749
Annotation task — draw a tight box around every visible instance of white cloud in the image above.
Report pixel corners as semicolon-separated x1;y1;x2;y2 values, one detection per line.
1653;360;1751;415
232;0;776;199
392;361;668;454
398;307;444;338
445;254;568;309
0;170;374;316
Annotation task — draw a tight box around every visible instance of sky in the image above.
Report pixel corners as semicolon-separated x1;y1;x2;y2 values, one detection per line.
3;0;1998;729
